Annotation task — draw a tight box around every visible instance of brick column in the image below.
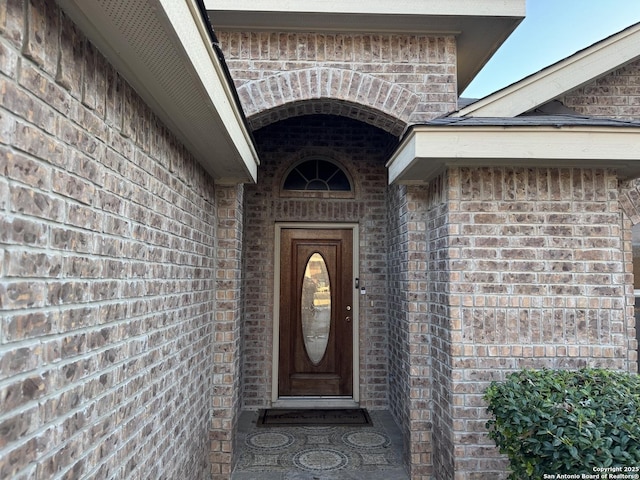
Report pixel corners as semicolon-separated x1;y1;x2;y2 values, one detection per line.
405;185;434;478
210;184;244;479
388;183;437;479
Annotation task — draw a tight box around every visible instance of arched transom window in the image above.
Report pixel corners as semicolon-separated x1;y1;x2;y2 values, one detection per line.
282;159;352;195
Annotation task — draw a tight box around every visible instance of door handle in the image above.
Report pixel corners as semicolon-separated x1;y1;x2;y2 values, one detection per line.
345;316;351;322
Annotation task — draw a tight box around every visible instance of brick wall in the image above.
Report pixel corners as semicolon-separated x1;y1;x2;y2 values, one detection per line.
560;59;640;119
442;166;636;479
388;180;444;479
1;1;224;478
565;57;640;302
210;184;244;478
387;166;639;480
424;175;453;480
387;183;412;468
242;115;394;409
217;31;458;132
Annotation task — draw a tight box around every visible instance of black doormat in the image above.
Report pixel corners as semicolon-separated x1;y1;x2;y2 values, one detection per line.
257;408;372;427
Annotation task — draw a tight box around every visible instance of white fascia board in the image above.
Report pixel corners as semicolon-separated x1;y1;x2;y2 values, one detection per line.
205;0;524;17
455;23;640;118
158;0;259;182
57;0;259;183
387;125;640;184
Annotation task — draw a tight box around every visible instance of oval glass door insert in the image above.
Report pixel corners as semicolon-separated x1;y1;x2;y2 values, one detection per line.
301;253;331;365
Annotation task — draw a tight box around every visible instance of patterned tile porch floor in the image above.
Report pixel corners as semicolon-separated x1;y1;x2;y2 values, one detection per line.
231;410;409;480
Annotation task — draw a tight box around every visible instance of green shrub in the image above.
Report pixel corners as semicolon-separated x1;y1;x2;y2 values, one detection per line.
484;368;640;479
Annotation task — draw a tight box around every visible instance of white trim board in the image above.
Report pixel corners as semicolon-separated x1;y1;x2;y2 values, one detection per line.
387;125;640;184
456;23;640;118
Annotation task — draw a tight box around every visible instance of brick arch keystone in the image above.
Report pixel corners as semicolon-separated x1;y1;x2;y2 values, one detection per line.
236;67;419;135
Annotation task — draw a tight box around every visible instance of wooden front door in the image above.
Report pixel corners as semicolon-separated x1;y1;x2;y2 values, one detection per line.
278;228;353;397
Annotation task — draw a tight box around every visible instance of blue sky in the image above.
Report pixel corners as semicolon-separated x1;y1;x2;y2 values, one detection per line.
462;0;640;99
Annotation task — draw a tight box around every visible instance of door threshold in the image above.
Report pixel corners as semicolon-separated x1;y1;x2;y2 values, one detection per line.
273;397;359;409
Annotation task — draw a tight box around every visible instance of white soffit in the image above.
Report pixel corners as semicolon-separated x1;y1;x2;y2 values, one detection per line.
57;0;259;183
387;125;640;184
205;0;525;94
456;23;640;118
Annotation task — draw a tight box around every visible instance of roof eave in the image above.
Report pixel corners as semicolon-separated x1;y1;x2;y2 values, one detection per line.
205;0;525;94
387;124;640;184
57;0;260;184
455;22;640;118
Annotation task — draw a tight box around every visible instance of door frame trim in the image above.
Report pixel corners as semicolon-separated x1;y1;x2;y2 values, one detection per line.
272;222;360;408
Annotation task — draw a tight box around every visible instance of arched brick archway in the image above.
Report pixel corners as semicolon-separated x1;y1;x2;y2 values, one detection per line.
247;99;408;136
235;67;418;135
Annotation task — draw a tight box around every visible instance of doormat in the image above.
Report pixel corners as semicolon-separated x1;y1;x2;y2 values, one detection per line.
257;408;372;427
